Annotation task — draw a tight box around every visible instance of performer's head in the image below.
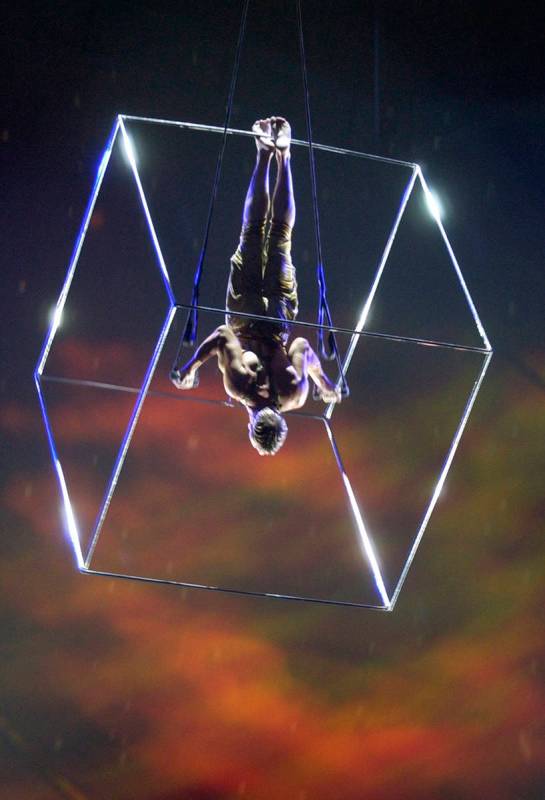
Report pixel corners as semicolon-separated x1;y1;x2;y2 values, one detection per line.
248;406;288;456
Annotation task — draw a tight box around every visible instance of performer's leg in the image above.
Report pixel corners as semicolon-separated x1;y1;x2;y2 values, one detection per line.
271;121;295;229
243;119;274;226
265;118;298;326
226;119;274;323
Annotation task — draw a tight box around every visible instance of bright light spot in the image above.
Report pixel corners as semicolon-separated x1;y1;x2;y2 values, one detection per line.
122;131;137;169
342;472;391;609
55;458;84;568
49;305;64;334
97;148;110;177
425;188;443;221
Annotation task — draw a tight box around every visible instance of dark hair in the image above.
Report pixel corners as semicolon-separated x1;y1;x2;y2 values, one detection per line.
248;407;288;456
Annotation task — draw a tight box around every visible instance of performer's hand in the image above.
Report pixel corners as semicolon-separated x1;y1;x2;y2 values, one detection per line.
319;384;342;404
170;368;199;390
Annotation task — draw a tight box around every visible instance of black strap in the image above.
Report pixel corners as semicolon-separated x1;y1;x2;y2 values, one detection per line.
173;0;251;369
296;0;349;397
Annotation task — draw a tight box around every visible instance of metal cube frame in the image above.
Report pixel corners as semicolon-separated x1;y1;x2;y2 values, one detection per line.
35;114;493;610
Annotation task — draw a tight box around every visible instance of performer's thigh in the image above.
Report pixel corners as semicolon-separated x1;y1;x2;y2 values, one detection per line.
263;221;298;321
226;222;266;320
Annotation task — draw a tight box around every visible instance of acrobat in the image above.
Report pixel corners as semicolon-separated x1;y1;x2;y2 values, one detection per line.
171;117;341;455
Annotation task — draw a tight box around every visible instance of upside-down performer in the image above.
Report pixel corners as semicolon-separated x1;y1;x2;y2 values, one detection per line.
171;116;341;455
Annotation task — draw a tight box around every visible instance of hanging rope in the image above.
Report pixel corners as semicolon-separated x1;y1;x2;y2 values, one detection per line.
173;0;251;369
295;0;349;397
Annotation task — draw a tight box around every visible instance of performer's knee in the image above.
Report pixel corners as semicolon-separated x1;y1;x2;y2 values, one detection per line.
269;220;292;244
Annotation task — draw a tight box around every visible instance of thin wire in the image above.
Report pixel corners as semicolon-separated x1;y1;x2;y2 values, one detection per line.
40;374;327;421
295;0;349;397
184;304;491;353
79;567;391;610
173;0;251;367
119;115;417;168
389;348;493;609
373;0;380;146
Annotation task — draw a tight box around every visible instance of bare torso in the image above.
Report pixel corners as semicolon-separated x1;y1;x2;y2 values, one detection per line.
218;329;309;412
171;324;339;409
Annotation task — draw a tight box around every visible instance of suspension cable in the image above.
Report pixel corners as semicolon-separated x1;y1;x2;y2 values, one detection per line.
295;0;349;397
173;0;251;369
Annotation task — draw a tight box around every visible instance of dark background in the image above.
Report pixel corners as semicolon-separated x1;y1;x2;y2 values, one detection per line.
2;2;545;798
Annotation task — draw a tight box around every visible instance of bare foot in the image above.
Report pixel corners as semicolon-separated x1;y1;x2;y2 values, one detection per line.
252;118;275;153
271;116;291;152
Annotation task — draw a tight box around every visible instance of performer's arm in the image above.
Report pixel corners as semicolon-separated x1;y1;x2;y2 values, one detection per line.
170;327;224;389
288;337;341;403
